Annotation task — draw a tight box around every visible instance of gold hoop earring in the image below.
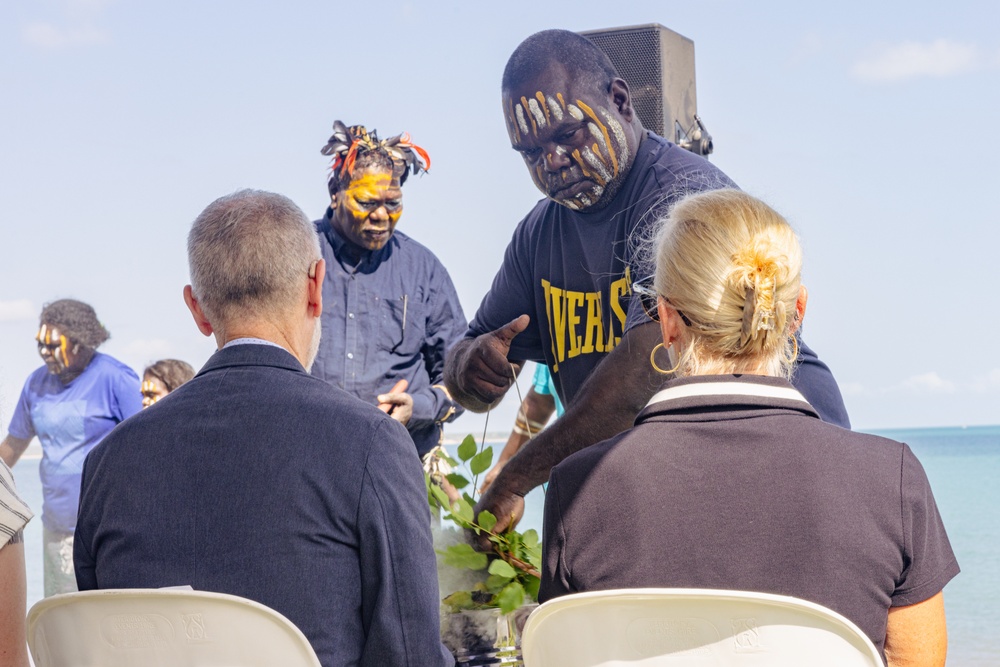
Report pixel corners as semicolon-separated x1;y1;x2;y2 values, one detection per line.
650;342;682;375
784;334;799;365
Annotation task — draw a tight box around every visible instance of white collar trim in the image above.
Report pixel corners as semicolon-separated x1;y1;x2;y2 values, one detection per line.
645;381;812;410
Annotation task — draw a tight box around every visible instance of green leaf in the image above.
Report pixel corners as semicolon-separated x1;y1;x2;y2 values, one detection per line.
522;575;540;602
478;510;497;534
452;498;475;526
488;559;517;578
521;529;540;549
429;483;451;509
462;492;477;507
439;543;488;571
469;446;494;475
439;451;460;467
457;434;478;462
441;590;477;612
496;581;526;614
446;473;470;490
485;574;512;593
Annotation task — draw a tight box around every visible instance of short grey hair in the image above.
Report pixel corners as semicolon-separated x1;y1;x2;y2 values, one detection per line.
187;189;321;323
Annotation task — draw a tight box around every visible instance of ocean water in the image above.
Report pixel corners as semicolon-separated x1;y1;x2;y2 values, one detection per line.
11;425;999;664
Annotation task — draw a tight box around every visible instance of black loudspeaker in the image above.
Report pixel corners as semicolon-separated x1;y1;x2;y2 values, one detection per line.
580;23;713;156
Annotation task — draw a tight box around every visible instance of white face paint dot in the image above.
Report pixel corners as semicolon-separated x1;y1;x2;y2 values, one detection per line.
567;104;584;121
547;96;564;122
588;123;608;151
515;104;530;135
527;98;547;128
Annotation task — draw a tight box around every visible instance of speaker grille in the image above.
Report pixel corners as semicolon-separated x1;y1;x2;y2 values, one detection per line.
582;27;665;136
580;24;699;147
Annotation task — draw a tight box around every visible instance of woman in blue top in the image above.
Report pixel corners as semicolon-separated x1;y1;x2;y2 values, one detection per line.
0;299;142;595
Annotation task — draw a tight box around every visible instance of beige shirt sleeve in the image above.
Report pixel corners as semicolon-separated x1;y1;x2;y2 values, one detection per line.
0;461;32;548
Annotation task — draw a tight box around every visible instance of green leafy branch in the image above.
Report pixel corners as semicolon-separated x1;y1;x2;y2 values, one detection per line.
427;434;541;615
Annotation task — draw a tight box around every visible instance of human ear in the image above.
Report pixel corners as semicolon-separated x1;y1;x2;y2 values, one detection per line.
657;297;683;346
791;285;808;334
183;285;214;337
307;259;324;317
610;78;634;122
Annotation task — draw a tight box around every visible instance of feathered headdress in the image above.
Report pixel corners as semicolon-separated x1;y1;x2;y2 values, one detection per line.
321;121;430;189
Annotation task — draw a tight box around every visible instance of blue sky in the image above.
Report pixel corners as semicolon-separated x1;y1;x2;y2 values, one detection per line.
1;0;998;433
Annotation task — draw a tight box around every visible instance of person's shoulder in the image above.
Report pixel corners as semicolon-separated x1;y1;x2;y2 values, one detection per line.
90;352;139;376
389;230;448;266
284;371;396;428
551;430;625;483
23;364;52;387
640;133;736;189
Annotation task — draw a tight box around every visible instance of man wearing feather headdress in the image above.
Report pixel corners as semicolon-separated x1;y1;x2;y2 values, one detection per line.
311;121;467;458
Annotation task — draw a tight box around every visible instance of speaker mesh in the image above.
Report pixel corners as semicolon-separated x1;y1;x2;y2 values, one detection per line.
583;27;665;136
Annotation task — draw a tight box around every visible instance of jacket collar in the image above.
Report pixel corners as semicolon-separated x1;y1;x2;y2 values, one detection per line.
196;342;305;377
637;374;820;425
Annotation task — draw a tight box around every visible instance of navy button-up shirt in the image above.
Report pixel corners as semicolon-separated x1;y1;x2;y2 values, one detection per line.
311;212;467;456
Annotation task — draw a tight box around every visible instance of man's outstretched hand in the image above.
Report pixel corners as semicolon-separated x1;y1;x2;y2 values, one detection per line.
472;478;525;551
448;315;529;410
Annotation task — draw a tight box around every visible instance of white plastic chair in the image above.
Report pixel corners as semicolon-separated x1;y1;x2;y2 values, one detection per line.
27;588;322;667
521;588;883;666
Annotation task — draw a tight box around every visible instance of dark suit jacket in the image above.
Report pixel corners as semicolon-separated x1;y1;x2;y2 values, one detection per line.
75;343;453;667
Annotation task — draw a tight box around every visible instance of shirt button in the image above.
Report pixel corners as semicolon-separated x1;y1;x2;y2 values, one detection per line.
348;313;355;319
347;352;354;359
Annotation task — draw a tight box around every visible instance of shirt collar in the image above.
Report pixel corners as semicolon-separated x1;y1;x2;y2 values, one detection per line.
322;208;392;271
222;337;286;350
639;374;820;422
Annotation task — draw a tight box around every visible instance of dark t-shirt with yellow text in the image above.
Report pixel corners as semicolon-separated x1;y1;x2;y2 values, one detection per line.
467;133;735;407
467;133;851;428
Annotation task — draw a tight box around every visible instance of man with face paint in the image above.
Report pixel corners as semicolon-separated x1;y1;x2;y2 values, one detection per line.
311;122;467;458
444;29;849;540
0;299;142;595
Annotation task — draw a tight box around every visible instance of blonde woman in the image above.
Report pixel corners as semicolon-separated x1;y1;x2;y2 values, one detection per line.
539;190;957;666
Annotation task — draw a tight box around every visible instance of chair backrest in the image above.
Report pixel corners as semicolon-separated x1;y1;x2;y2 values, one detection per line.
521;588;883;667
27;588;322;667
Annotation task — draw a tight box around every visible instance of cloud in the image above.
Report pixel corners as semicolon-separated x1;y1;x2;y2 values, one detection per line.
852;39;983;83
896;372;957;394
0;300;35;323
21;21;107;49
21;0;114;50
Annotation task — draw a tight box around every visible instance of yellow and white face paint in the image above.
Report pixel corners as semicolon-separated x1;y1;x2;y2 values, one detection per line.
36;324;72;374
141;376;169;408
504;79;631;212
330;166;404;253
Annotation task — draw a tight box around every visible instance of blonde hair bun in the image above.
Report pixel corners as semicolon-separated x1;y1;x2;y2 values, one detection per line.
653;189;802;378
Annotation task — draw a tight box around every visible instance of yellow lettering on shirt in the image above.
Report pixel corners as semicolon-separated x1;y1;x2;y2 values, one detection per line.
580;291;605;355
542;266;631;365
544;281;568;369
565;290;585;358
